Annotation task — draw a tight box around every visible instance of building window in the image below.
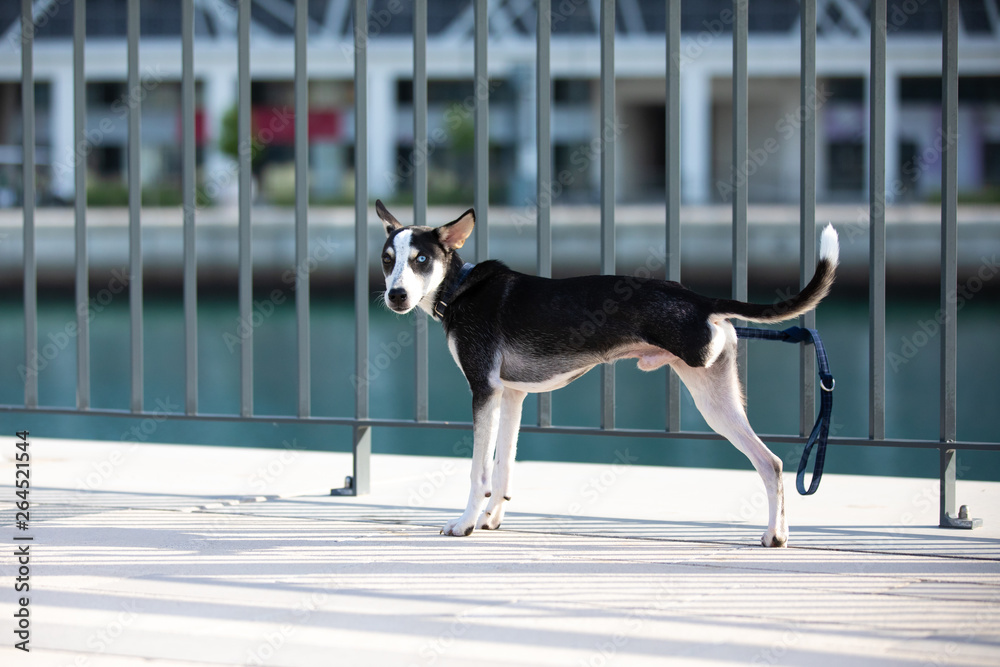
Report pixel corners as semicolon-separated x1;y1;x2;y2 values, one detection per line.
827;141;864;192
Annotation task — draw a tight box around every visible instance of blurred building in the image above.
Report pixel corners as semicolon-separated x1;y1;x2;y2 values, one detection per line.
0;0;998;208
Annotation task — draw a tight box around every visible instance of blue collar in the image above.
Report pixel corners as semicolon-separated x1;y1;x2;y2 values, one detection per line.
433;263;476;319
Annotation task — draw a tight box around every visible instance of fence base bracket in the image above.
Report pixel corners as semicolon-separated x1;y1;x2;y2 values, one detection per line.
330;476;355;497
330;426;371;497
941;505;983;530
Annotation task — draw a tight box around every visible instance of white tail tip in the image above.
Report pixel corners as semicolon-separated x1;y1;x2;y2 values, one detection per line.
819;223;839;267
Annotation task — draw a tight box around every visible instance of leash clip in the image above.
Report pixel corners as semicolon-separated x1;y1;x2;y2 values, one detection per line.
735;325;835;496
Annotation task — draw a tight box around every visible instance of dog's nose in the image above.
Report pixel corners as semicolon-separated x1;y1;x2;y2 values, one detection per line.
387;288;408;307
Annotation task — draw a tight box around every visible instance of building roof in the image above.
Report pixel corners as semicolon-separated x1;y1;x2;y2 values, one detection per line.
5;0;993;44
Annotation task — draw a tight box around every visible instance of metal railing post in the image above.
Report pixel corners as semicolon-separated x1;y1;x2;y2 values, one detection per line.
599;0;616;430
351;0;371;496
868;0;886;442
74;0;90;411
295;0;311;420
238;0;252;418
473;0;489;262
938;0;980;530
665;0;681;432
732;0;749;393
414;0;429;423
182;0;197;416
128;0;144;415
537;0;553;428
21;0;37;410
799;0;817;436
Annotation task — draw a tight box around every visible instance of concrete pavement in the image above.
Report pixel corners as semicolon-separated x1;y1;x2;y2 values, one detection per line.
2;437;999;666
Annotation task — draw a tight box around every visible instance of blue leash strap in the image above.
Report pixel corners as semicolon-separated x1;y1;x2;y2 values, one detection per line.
733;325;834;496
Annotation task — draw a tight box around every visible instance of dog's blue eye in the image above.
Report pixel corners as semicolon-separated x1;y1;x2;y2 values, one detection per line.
416;255;427;263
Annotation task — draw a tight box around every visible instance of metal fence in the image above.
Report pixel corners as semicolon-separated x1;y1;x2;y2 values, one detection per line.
4;0;996;527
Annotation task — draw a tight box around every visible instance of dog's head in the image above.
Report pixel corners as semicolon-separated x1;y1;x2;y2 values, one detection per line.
376;200;475;314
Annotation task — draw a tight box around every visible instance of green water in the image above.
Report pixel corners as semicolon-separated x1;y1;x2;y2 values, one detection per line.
1;293;998;481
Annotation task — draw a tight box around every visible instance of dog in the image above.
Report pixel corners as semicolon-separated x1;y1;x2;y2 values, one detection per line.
376;200;838;547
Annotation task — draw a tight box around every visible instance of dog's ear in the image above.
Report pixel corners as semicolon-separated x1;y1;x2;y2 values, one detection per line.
376;199;403;236
437;208;475;250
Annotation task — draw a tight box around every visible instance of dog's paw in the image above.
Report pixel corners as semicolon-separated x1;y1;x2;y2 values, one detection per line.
479;510;503;531
761;530;788;548
478;503;506;530
440;516;475;537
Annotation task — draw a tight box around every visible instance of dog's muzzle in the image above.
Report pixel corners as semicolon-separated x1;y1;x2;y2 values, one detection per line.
386;287;410;312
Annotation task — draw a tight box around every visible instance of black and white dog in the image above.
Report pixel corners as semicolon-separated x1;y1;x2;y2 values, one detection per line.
376;200;838;547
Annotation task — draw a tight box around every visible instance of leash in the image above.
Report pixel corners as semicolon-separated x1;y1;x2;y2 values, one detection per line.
734;325;834;496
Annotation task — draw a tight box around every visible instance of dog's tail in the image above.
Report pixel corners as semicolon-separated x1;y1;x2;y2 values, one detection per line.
710;223;839;324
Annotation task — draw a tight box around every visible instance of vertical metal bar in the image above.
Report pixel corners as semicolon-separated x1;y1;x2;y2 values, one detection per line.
473;0;489;262
869;0;886;441
238;0;253;417
21;0;36;409
940;447;957;524
414;0;429;422
354;0;369;424
74;0;89;410
295;0;310;418
799;0;817;435
353;426;371;495
182;0;197;415
664;0;680;432
600;0;615;430
732;0;748;392
537;0;552;428
353;0;370;494
128;0;143;413
939;0;959;525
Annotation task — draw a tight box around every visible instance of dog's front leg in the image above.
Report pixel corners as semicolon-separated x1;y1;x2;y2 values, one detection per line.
442;388;503;537
480;387;527;530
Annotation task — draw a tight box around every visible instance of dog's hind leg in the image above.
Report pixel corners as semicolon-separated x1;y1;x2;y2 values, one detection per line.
480;387;527;530
442;386;503;537
672;343;788;548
